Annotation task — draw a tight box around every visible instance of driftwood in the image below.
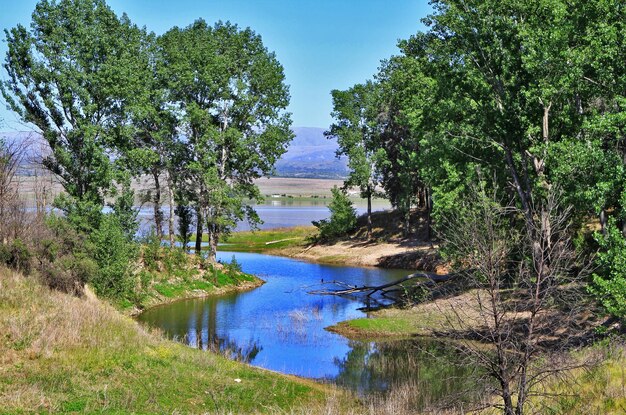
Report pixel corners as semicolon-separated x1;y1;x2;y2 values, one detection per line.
308;271;455;299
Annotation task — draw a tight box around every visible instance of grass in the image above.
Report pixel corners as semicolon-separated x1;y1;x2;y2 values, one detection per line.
219;226;317;253
530;342;626;415
0;268;356;414
326;291;476;339
133;247;263;312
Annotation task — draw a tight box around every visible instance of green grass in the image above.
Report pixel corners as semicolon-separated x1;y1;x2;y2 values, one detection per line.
326;297;457;340
0;269;353;414
218;226;317;253
132;246;262;311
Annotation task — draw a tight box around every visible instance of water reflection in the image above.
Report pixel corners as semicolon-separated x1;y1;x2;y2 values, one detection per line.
137;252;480;407
333;339;482;409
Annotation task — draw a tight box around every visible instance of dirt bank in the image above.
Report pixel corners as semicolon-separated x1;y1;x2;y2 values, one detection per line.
269;239;445;271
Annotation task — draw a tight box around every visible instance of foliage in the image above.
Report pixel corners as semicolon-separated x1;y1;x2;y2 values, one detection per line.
313;186;357;240
175;204;194;249
1;0;147;223
328;81;383;237
159;19;293;260
141;228;162;272
88;214;138;300
590;218;626;321
0;239;32;274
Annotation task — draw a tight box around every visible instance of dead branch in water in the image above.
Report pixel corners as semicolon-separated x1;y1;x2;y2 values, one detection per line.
308;271;456;298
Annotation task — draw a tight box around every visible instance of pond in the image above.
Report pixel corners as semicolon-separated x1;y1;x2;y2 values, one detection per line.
137;251;479;409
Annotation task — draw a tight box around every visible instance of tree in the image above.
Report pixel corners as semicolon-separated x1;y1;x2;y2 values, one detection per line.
589;218;626;323
1;0;146;231
327;81;382;239
160;20;292;261
376;39;436;238
313;186;357;241
440;186;592;415
120;29;180;245
0;136;29;244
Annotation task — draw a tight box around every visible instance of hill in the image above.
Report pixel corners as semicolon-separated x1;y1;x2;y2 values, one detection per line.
274;127;348;179
0;268;345;413
2;127;348;179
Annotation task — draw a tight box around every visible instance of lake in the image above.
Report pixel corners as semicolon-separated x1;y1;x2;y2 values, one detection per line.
137;251;479;409
136;198;391;233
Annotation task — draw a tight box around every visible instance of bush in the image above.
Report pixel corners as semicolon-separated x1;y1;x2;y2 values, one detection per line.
163;247;188;273
0;239;32;274
312;186;357;241
39;254;97;295
589;218;626;322
141;228;162;272
88;214;138;300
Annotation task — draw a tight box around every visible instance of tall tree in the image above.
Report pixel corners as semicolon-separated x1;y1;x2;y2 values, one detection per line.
327;81;382;239
160;20;292;260
1;0;146;231
120;29;179;244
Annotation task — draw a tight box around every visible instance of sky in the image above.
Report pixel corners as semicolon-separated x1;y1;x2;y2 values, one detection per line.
0;0;431;132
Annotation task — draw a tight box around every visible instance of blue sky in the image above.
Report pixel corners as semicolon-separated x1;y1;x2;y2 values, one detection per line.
0;0;431;131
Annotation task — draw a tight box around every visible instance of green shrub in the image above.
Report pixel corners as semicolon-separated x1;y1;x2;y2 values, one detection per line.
312;186;357;241
175;204;194;249
589;218;626;322
141;229;162;272
39;254;97;295
163;247;188;273
0;239;32;274
89;214;138;300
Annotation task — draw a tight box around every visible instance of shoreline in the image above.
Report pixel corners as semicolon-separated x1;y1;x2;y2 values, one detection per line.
220;225;446;271
129;276;265;316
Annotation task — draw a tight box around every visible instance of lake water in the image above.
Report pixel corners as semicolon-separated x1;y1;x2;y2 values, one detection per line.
136;198;391;234
137;251;479;408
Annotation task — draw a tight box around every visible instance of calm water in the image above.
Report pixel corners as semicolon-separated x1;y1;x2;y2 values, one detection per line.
136;198;391;233
137;251;479;405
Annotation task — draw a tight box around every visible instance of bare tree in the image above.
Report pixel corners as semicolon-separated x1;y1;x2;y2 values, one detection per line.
438;186;598;415
0;135;30;243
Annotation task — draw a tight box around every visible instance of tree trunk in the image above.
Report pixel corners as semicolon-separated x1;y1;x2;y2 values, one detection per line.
206;223;218;263
403;201;411;238
366;187;372;240
600;209;607;235
426;187;433;244
500;380;515;415
166;171;175;247
195;208;203;255
152;168;163;239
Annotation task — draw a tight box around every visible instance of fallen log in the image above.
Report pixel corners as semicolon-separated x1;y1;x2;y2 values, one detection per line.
308;271;456;298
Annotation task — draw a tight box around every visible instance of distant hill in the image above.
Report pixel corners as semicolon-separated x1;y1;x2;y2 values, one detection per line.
2;127;349;179
274;127;348;179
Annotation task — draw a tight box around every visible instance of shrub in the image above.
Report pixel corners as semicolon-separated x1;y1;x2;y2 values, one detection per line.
222;255;242;277
312;186;357;241
163;247;188;273
589;218;626;322
0;239;32;274
175;204;194;249
39;254;97;295
141;228;162;272
88;214;138;300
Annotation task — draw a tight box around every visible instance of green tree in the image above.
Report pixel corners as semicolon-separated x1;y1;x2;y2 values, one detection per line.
1;0;146;232
376;38;437;238
313;186;357;241
327;81;382;239
159;20;292;261
119;29;180;245
590;218;626;322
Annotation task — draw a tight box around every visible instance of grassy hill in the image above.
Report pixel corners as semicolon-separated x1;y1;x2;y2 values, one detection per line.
0;268;353;414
